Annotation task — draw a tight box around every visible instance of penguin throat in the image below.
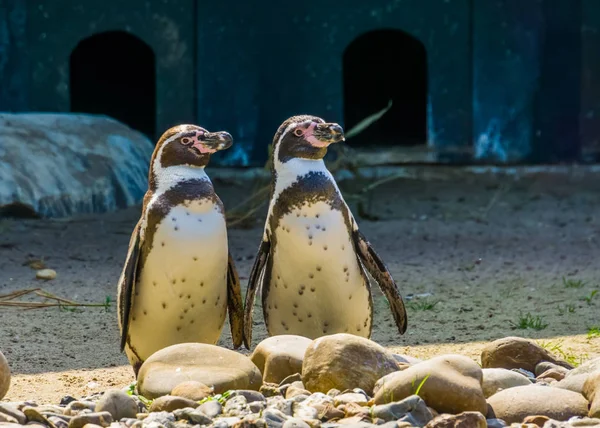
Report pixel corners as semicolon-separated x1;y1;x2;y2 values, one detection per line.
150;164;209;192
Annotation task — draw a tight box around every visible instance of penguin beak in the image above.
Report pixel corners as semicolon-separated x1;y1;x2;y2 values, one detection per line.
203;131;233;151
313;123;345;145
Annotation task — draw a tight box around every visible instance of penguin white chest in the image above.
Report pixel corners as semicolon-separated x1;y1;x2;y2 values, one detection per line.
266;201;372;339
127;199;228;361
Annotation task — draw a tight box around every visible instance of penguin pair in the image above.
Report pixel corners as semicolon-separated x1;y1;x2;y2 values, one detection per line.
117;117;407;374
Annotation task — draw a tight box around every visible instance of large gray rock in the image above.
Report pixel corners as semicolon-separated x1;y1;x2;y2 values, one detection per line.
0;113;153;218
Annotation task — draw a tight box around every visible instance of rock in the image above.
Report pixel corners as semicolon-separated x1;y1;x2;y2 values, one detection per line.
482;368;532;398
373;354;487;415
481;337;573;373
333;393;369;406
65;401;96;416
371;395;434;426
267;396;293;417
555;358;600;394
0;351;9;400
424;412;487;428
537;368;567;383
232;390;266;404
486;385;588;423
140;411;175;428
312;403;344;421
568;418;600;427
0;414;18;424
148;395;198;412
0;113;154;218
251;336;312;385
302;334;400;393
535;363;570;378
393;354;423;366
282;419;310;428
35;269;57;280
94;390;137;421
48;416;68;428
67;412;113;428
260;383;281;398
583;371;600;417
262;408;289;427
286;386;311;399
170;381;213;401
137;343;262;399
224;395;252;417
523;415;551;426
279;374;303;387
172;408;213;425
486;418;508;428
0;405;25;425
197;401;222;418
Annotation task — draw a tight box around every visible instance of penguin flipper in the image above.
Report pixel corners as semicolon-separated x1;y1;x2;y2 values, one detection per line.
353;230;408;335
226;252;245;350
117;221;142;352
243;239;270;348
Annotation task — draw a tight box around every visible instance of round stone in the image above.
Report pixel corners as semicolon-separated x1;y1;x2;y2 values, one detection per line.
0;350;10;400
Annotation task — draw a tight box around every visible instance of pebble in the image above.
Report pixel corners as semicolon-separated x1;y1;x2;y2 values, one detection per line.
373;354;488;415
0;351;10;400
148;395;199;413
172;408;213;425
36;269;57;280
65;401;96;416
67;411;113;428
137;343;262;399
94;390;138;420
482;368;532;398
333;392;369;406
302;334;400;394
535;362;570;378
481;337;573;373
251;336;312;384
487;385;589;424
0;404;26;424
371;394;434;426
583;371;600;417
424;411;487;428
537;368;567;382
282;418;310;428
198;400;222;418
555;357;600;394
170;381;213;402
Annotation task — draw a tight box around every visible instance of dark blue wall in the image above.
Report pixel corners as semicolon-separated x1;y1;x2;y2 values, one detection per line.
1;0;599;166
0;0;27;111
198;0;471;165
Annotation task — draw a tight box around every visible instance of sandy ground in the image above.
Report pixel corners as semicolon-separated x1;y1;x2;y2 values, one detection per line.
1;168;599;403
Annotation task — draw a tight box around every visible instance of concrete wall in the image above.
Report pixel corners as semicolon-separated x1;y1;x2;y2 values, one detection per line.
24;0;196;135
1;0;600;166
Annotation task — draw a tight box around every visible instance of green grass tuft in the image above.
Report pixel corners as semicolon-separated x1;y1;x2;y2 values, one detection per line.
588;326;600;339
407;299;441;312
582;289;598;305
510;312;548;330
557;304;576;315
563;277;586;288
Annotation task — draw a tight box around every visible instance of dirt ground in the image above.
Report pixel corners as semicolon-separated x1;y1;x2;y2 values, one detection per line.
1;166;599;403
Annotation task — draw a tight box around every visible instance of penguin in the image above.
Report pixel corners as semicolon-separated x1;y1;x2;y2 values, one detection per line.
243;115;408;346
117;124;246;375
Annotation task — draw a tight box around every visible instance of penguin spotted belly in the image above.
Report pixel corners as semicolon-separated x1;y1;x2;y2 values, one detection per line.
265;201;372;339
126;199;228;363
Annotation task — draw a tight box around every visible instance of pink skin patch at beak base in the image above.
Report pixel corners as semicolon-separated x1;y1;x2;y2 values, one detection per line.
303;122;332;148
187;131;217;154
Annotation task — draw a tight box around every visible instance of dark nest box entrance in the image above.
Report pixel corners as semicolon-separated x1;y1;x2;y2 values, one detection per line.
70;31;157;139
343;29;427;147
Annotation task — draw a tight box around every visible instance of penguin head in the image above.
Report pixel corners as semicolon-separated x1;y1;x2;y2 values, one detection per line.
272;115;345;164
153;124;233;169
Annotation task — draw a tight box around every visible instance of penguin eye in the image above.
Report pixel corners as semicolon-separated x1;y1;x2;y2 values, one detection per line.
181;138;192;145
293;129;303;137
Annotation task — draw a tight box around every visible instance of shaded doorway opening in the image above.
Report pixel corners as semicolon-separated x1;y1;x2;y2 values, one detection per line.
343;29;427;147
70;31;156;139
